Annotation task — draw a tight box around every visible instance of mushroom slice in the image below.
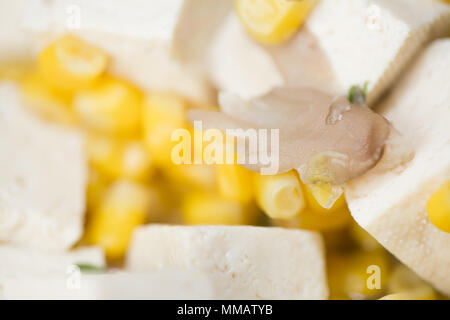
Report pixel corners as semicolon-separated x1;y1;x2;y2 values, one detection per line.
189;87;391;208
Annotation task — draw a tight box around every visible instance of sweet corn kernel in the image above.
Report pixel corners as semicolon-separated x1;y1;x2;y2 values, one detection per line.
426;181;450;233
182;191;254;225
379;286;437;300
38;35;108;92
21;71;77;125
74;76;142;136
303;182;346;214
86;168;110;212
217;164;253;203
86;180;151;261
254;170;305;219
86;134;153;182
167;163;217;191
143;92;189;166
297;206;351;232
235;0;316;44
328;251;390;300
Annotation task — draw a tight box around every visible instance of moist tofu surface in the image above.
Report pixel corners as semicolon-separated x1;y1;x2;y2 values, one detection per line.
22;0;231;105
305;0;450;105
0;245;105;299
127;225;328;300
0;82;87;251
207;12;284;99
345;39;450;295
2;271;216;300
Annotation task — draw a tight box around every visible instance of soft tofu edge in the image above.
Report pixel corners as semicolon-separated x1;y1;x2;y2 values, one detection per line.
126;225;329;300
345;39;450;296
0;82;87;251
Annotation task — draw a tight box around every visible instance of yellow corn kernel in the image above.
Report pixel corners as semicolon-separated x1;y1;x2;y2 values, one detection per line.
143;92;189;166
235;0;316;44
303;182;346;214
182;191;254;225
167;163;217;191
426;181;450;233
38;34;108;91
74;76;142;136
217;164;253;203
86;180;151;261
21;72;76;125
379;286;437;300
298;206;351;232
86;168;110;212
254;170;305;219
328;250;390;300
350;221;382;251
86;134;153;182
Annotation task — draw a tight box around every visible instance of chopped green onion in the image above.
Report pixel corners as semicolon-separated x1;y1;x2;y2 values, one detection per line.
348;82;369;104
75;263;106;273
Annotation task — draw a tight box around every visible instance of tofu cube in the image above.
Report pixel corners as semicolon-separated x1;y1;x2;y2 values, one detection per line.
127;225;328;300
0;82;87;250
2;271;217;300
345;39;450;296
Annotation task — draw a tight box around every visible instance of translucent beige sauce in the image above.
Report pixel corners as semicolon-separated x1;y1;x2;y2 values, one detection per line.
189;87;390;185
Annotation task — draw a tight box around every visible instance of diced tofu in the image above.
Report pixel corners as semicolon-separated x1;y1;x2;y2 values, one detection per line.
0;0;31;61
0;82;87;250
207;12;284;99
304;0;450;105
22;0;231;104
127;225;328;299
213;0;450;104
2;271;216;300
0;245;104;298
345;39;450;296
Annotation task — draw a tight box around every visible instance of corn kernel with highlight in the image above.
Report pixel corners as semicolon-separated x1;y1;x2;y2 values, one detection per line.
235;0;317;44
426;181;450;233
328;250;390;300
86;180;151;261
182;191;254;225
143;92;189;166
254;170;305;219
75;76;142;136
86;134;153;182
21;71;76;125
217;164;253;203
38;35;108;91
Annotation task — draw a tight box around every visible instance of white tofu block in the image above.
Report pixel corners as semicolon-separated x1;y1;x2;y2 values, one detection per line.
207;12;284;99
212;0;450;104
127;225;328;300
345;39;450;296
0;82;87;250
22;0;231;105
0;0;32;61
2;271;217;300
0;245;105;278
305;0;450;105
0;245;105;298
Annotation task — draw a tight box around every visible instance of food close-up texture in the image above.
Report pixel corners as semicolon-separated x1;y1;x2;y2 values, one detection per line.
0;0;449;300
